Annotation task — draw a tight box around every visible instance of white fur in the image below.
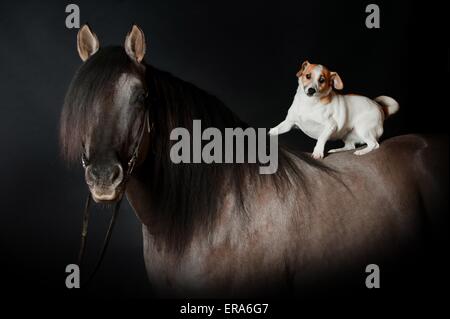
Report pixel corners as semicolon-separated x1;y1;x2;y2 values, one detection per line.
269;76;399;158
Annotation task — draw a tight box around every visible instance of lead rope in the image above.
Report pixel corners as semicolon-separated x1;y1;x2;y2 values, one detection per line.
77;195;122;287
77;108;150;287
77;193;91;266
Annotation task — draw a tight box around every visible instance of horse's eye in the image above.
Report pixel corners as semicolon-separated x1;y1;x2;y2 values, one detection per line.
306;73;311;79
319;76;325;83
135;91;148;105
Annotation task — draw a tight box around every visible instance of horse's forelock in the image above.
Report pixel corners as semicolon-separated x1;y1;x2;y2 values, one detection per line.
60;46;137;164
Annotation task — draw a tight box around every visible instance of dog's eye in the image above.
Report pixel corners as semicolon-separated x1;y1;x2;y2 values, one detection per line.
306;73;311;79
319;76;325;83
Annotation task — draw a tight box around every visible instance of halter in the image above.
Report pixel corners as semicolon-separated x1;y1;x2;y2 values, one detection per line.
77;107;151;286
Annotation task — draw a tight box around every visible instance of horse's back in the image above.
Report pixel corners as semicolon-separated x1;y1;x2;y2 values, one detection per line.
326;134;447;164
326;134;447;188
326;134;448;238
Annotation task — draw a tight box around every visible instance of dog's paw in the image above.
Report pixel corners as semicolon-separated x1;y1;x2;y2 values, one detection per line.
312;146;325;159
268;128;278;136
354;149;370;156
312;151;324;159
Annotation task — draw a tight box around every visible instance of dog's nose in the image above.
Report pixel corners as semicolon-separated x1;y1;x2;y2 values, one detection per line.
307;87;316;96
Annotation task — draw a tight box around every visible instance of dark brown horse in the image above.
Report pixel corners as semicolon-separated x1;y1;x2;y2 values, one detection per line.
60;25;448;297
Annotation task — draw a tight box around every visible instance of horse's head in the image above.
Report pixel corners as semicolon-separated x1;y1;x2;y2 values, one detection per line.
60;25;149;203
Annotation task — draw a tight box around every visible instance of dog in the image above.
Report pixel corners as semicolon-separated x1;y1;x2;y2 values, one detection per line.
269;61;399;159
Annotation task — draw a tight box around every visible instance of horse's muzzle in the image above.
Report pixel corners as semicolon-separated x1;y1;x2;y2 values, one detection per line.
89;186;123;203
85;163;124;203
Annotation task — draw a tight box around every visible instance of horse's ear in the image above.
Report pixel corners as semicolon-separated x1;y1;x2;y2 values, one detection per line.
125;25;146;63
77;24;99;62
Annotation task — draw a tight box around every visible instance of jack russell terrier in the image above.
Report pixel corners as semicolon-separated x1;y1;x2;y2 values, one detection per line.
269;61;399;159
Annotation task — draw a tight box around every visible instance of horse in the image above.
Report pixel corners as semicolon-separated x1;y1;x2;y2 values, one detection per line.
60;24;448;297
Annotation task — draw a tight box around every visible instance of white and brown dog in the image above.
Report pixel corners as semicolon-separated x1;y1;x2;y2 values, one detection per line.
269;61;399;159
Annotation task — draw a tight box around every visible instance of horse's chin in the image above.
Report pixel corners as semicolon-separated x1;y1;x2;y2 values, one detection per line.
89;186;124;204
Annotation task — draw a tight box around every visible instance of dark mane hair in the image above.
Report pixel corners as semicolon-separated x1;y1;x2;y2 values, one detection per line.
140;63;336;253
60;46;335;253
60;47;142;162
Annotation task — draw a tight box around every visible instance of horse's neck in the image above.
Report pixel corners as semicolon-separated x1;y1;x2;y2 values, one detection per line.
126;158;311;253
124;171;155;226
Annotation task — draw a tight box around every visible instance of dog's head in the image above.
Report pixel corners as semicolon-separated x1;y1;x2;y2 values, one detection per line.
296;61;343;98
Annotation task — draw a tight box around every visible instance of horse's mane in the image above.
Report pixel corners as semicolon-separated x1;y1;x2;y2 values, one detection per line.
60;46;334;253
144;64;334;253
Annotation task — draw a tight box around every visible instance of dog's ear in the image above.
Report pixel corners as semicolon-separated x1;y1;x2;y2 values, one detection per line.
296;60;310;77
77;24;99;62
330;72;344;90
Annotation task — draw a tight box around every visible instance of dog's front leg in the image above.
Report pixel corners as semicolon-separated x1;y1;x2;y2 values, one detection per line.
312;123;337;159
269;119;294;136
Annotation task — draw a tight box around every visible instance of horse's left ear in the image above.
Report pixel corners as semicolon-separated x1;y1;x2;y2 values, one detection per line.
77;24;99;62
125;25;146;63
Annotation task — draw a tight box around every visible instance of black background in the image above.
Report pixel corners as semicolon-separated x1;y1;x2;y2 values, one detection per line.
0;0;447;307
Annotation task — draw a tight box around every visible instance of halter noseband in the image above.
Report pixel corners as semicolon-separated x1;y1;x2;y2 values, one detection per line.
77;107;151;286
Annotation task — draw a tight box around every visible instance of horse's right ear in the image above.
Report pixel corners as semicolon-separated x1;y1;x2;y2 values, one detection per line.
77;24;99;61
125;25;146;63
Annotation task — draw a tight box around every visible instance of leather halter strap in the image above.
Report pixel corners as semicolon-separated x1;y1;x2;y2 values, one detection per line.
77;108;150;287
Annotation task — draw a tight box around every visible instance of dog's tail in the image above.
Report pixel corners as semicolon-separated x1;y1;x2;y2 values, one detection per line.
375;96;399;119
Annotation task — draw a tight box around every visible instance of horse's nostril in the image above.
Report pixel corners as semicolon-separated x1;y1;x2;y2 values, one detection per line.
85;165;95;185
111;169;119;182
110;164;123;185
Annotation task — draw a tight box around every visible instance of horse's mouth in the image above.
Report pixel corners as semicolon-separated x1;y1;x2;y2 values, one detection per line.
89;185;124;203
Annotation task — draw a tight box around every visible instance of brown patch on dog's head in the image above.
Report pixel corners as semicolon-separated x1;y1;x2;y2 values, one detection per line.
296;60;310;77
297;61;344;99
296;60;319;90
